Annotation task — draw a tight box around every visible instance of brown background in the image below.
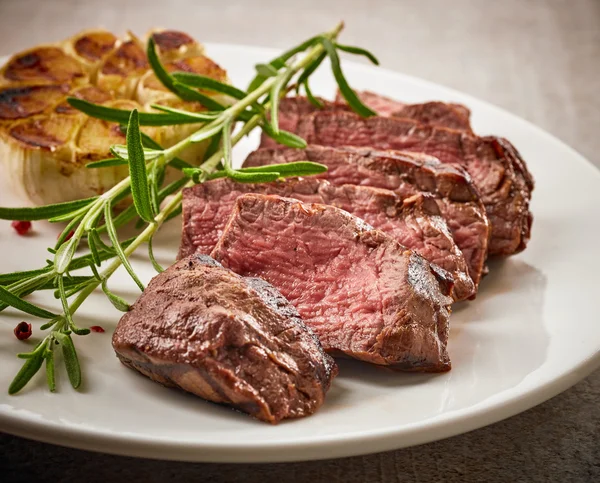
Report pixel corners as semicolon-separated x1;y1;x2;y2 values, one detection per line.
0;0;599;481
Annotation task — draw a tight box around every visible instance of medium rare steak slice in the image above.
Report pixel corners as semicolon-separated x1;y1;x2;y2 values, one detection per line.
112;254;337;424
211;193;453;372
244;145;489;293
179;177;474;301
260;96;472;150
336;90;473;132
294;111;533;256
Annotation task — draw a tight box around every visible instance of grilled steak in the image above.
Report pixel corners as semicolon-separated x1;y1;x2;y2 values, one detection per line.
112;254;337;424
244;145;489;293
211;193;453;372
179;177;473;300
337;90;473;132
293;111;533;255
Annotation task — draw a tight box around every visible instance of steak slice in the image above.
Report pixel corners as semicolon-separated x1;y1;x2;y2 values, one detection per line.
244;145;489;293
179;177;474;301
112;254;337;424
336;90;473;132
260;96;472;151
294;111;533;255
211;193;453;372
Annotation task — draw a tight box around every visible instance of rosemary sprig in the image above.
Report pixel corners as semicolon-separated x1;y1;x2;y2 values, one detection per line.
0;21;382;394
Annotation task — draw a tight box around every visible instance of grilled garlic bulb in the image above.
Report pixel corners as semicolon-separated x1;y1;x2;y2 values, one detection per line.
0;29;230;205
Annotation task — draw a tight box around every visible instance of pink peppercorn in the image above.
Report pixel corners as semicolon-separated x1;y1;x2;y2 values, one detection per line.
11;221;32;236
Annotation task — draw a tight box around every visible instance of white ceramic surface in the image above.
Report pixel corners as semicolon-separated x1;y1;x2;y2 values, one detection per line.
0;44;599;463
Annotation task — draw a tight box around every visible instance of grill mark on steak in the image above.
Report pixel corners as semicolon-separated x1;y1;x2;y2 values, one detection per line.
112;254;337;424
179;177;474;301
211;193;453;372
243;145;489;296
292;111;533;256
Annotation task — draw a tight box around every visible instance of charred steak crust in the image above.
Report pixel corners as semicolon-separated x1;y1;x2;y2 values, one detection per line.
292;111;533;256
179;176;474;301
243;145;489;293
211;193;453;372
112;254;337;424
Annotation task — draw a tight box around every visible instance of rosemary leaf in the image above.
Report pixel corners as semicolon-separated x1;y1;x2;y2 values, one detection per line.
296;51;327;90
53;332;81;390
147;38;227;111
101;279;130;312
239;161;327;177
67;98;209;126
171;82;227;111
303;79;323;108
111;145;164;162
0;197;97;221
148;236;164;273
270;68;297;134
146;37;178;93
8;345;46;395
57;278;89;337
255;63;280;77
221;119;235;175
87;230;101;266
104;204;144;291
54;238;78;275
40;319;59;331
0;268;53;285
126;110;156;224
149;104;219;121
0;286;58;319
172;72;248;99
335;43;380;65
85;158;127;169
55;216;82;250
321;38;376;117
45;344;56;392
248;35;320;91
227;171;281;183
261;122;307;148
102;204;138;232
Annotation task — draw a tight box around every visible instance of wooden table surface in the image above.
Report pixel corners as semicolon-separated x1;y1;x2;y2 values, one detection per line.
0;0;598;481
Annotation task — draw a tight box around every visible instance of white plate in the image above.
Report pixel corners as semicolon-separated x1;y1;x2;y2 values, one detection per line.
1;43;600;463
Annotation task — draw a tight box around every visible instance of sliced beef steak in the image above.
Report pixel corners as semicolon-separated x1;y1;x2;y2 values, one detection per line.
244;145;489;293
294;111;533;255
211;193;453;372
179;177;473;300
337;90;473;132
260;96;472;151
112;254;337;424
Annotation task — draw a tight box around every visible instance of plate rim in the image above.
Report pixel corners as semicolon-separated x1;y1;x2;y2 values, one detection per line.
1;42;599;463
